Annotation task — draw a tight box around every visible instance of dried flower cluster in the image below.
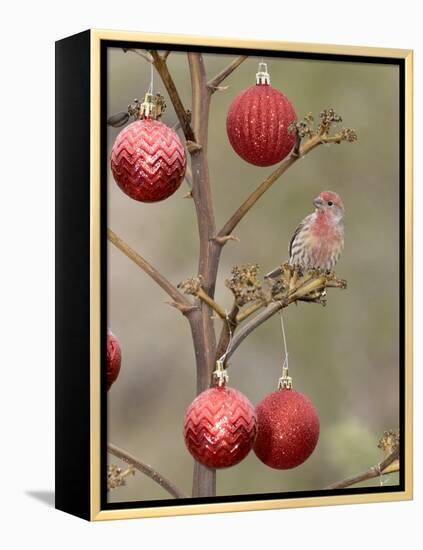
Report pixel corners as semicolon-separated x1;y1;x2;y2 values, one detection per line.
378;430;400;457
177;275;203;296
107;464;135;492
225;264;265;307
318;108;343;134
289;108;357;144
289;112;315;139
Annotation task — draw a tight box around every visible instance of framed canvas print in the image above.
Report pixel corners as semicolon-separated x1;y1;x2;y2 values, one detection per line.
55;30;413;521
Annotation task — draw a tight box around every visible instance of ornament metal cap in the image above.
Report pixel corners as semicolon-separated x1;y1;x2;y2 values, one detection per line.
128;92;167;121
278;365;293;390
213;359;229;387
256;62;270;85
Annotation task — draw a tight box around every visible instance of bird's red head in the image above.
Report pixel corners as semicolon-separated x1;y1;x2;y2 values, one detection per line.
313;191;344;217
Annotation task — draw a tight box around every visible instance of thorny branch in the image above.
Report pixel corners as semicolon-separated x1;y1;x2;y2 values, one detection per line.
207;55;248;92
178;264;347;366
149;50;196;143
108;443;188;498
178;276;227;320
186;52;220;497
108;228;195;315
122;48;153;63
326;431;400;489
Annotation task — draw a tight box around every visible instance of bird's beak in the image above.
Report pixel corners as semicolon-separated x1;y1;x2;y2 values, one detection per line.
313;197;324;209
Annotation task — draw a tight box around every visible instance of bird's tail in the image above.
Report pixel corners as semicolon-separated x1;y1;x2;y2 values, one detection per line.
264;266;283;279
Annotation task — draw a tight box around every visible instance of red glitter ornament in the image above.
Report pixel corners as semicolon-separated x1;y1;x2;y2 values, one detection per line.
183;364;257;468
110;93;186;202
226;62;297;167
107;329;122;391
254;388;319;469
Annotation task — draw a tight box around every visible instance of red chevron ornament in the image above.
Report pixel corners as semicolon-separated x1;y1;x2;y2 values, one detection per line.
183;386;257;469
111;119;186;202
226;63;297;167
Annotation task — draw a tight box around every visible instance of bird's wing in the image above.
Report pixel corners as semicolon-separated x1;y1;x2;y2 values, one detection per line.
265;214;314;279
288;213;314;258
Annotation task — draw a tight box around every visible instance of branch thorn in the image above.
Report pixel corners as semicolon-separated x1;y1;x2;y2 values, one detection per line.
186;140;202;153
213;234;240;246
166;300;198;316
207;84;230;92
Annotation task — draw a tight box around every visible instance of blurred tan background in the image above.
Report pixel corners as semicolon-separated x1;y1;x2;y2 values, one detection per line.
107;47;399;502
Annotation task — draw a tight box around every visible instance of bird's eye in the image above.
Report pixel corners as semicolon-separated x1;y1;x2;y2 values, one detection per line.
327;201;333;206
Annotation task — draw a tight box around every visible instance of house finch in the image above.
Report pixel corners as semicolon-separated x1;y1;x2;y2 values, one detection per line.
266;191;345;278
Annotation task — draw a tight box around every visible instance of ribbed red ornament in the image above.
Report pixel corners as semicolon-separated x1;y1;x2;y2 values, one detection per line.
111;119;186;202
183;386;257;469
107;329;121;391
226;83;297;167
254;388;319;469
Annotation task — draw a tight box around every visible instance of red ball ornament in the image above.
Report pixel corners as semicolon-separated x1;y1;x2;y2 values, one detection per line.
226;62;297;167
254;388;319;469
107;329;122;391
184;377;257;469
111;118;186;202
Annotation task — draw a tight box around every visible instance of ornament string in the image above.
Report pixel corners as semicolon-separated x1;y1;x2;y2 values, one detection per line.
279;310;289;372
218;312;233;365
377;462;383;487
278;310;292;389
147;60;154;95
377;462;390;487
214;312;233;386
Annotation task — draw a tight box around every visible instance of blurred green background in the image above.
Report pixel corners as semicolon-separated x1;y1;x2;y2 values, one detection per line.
107;48;400;502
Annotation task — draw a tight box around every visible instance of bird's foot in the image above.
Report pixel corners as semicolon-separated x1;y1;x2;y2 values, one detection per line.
325;272;347;289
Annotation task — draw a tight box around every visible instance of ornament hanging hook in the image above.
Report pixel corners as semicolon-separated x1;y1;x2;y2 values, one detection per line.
256;59;270;85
